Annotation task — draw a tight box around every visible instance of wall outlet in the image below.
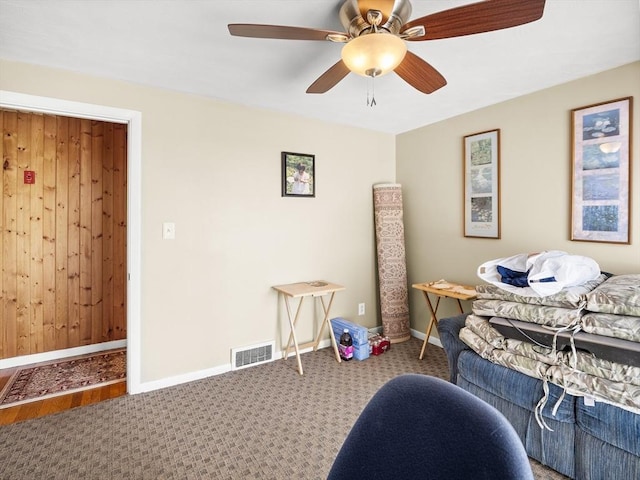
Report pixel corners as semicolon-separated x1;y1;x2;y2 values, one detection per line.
358;303;365;316
162;222;175;240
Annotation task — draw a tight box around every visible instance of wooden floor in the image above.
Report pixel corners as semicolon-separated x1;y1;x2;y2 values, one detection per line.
0;366;126;426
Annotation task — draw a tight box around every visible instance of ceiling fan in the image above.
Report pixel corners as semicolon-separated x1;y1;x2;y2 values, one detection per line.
228;0;546;95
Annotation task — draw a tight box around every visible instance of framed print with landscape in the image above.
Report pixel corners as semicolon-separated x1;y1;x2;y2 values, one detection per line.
463;129;500;238
570;97;632;243
282;151;315;197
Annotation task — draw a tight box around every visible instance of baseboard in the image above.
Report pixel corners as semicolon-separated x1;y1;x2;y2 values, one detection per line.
0;340;128;369
410;328;443;348
136;363;232;394
1;329;441;394
281;338;333;357
135;339;337;394
134;329;441;395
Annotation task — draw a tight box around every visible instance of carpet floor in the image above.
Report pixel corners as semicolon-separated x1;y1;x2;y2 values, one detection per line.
0;338;567;479
0;349;126;408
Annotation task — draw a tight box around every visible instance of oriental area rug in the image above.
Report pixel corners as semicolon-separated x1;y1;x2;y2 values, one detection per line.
0;349;126;408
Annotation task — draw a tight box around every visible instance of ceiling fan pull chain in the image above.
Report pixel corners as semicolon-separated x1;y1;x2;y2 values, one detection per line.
367;76;377;107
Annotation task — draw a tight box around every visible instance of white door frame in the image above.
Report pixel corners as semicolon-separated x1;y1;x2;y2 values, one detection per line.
0;90;143;394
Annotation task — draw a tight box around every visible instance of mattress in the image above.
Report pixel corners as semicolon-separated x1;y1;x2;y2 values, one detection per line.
489;316;640;368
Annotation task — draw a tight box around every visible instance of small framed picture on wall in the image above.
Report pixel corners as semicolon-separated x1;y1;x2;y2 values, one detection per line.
570;97;632;244
282;151;315;197
463;129;501;239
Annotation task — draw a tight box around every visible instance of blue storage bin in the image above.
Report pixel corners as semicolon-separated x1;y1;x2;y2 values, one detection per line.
353;342;369;361
330;317;368;345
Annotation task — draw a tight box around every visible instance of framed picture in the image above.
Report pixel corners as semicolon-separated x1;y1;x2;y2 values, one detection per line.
570;97;632;244
463;129;501;238
282;151;315;197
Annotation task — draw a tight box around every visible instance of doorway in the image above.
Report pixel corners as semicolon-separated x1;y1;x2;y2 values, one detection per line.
0;90;142;395
1;110;127;355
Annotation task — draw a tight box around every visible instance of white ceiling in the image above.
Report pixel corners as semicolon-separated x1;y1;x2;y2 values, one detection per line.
1;0;639;135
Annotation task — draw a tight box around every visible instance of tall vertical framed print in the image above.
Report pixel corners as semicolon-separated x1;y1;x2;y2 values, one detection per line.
463;129;501;238
570;97;632;243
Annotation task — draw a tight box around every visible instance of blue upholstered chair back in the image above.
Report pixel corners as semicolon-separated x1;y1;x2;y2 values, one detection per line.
328;374;533;480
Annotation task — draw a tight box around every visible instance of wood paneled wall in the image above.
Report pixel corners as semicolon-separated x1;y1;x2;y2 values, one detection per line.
1;110;127;359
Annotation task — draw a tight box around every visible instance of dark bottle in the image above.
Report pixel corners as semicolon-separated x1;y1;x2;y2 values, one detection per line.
339;328;354;361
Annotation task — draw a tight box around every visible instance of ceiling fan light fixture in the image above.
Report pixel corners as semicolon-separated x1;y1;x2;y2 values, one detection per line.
341;33;407;77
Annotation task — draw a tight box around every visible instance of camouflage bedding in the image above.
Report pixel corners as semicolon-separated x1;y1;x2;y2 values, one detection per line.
472;299;583;327
585;274;640;317
582;312;640;342
460;315;640;414
475;273;608;308
475;273;639;342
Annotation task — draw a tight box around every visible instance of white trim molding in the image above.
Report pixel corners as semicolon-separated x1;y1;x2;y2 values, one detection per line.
0;340;127;369
411;328;443;348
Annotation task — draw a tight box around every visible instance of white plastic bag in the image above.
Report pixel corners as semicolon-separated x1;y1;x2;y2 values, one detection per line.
477;250;600;297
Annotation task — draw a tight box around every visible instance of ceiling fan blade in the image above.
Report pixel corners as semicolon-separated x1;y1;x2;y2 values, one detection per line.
228;24;347;41
394;51;447;94
401;0;546;41
306;61;351;94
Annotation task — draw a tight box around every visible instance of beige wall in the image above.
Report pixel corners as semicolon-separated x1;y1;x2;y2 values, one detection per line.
397;62;640;335
0;59;395;383
2;59;639;384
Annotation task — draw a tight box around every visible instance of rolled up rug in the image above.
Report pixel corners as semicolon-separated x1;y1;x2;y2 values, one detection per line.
373;183;410;343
